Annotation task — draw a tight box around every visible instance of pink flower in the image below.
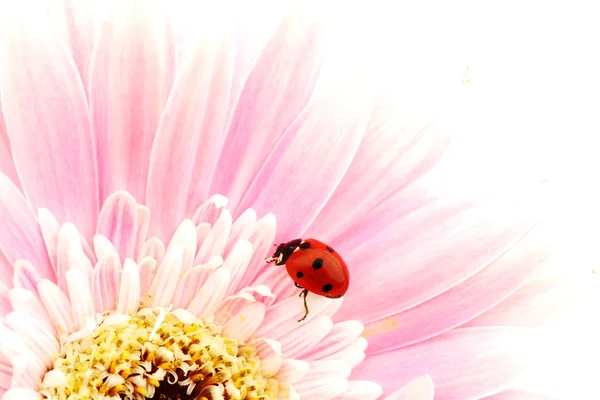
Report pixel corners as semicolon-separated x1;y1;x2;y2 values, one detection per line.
0;1;589;399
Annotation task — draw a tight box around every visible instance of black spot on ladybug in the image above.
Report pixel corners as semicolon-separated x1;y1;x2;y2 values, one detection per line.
322;283;333;293
312;258;323;269
326;245;334;252
299;241;311;250
296;271;304;278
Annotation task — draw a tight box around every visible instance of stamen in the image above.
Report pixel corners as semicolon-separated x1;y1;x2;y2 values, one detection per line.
38;308;279;399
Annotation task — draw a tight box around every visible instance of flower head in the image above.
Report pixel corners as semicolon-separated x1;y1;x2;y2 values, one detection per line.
0;1;591;399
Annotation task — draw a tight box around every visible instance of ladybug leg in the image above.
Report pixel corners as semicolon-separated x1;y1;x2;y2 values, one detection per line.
294;282;303;289
298;289;309;322
264;255;279;264
264;252;283;265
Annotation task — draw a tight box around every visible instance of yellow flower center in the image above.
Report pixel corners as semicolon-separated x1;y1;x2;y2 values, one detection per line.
39;308;280;399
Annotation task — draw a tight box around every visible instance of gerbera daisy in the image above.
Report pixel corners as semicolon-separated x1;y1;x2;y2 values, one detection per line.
0;1;592;399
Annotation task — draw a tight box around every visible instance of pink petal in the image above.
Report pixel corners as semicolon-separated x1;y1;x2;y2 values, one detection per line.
0;109;21;190
209;5;330;214
12;260;43;293
56;223;84;292
171;261;220;309
334;380;383;400
236;285;276;308
89;1;174;204
222;302;266;342
304;320;363;361
137;256;157;301
37;279;74;343
294;376;348;400
139;237;165;266
334;199;538;323
79;234;97;266
187;268;230;317
313;180;439;264
248;247;295;297
277;315;333;359
277;359;309;384
116;259;140;315
254;294;335;338
93;235;119;262
306;97;450;242
246;337;282;377
37;209;60;275
195;223;212;251
66;269;94;330
214;292;256;325
1;388;42;399
5;311;59;368
363;224;554;353
194;210;232;264
165;220;197;274
227;2;291;113
236;213;276;289
0;325;46;388
51;0;95;95
462;274;589;329
223;208;257;258
481;390;556;400
96;191;138;262
0;280;11;315
0;252;11;289
302;360;350;381
385;376;434;400
233;70;371;242
134;205;150;260
216;286;275;325
351;327;540;398
319;296;344;319
222;240;253;295
146;17;234;240
0;4;98;239
319;337;367;369
0;175;53;280
0;359;12;391
91;255;122;313
148;247;182;307
191;195;228;226
68;248;96;285
9;288;55;336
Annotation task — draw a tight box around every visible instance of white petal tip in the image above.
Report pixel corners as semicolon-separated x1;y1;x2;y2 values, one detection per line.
41;369;67;388
171;308;195;324
210;194;229;208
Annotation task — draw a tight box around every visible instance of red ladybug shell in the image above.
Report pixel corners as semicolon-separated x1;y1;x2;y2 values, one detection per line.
285;238;349;298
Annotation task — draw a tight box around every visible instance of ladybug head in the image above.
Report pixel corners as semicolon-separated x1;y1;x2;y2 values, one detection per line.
265;238;303;266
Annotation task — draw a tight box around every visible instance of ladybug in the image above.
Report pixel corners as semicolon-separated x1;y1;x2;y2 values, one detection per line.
265;238;349;322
